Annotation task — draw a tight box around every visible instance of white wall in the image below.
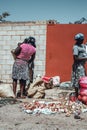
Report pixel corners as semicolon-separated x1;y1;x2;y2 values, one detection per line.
0;21;47;83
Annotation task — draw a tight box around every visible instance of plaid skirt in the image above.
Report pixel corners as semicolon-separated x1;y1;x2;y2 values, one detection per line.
12;59;29;80
71;63;86;88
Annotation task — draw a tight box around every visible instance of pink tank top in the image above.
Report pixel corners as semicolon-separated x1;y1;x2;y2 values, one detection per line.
17;43;36;60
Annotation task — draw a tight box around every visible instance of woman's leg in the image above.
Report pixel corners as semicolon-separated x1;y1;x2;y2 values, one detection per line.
75;87;79;98
13;79;17;97
28;62;34;83
19;79;26;97
29;68;34;83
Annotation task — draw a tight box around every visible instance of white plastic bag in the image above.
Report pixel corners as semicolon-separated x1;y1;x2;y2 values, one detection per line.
52;76;60;86
0;84;15;98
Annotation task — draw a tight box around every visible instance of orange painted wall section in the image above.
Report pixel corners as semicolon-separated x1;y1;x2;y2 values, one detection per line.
46;24;87;82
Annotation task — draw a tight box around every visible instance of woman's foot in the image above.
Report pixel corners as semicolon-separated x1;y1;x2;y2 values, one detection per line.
17;94;26;99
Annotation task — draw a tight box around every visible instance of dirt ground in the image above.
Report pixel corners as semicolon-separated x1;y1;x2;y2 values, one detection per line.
0;88;87;130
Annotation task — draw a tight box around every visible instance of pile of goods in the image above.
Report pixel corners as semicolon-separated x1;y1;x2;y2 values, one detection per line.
20;99;87;116
78;76;87;104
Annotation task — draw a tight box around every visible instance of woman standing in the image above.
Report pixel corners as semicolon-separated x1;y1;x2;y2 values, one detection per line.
27;37;36;83
71;33;87;98
11;40;36;98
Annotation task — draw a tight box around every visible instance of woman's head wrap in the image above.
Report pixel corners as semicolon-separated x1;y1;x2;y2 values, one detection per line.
74;33;84;40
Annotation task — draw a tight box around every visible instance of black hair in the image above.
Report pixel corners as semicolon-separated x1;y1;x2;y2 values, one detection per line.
27;37;36;48
23;38;28;43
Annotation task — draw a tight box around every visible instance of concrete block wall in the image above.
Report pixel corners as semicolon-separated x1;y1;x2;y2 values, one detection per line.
0;21;47;83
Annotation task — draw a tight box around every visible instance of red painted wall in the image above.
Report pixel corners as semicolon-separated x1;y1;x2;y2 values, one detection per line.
46;24;87;82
